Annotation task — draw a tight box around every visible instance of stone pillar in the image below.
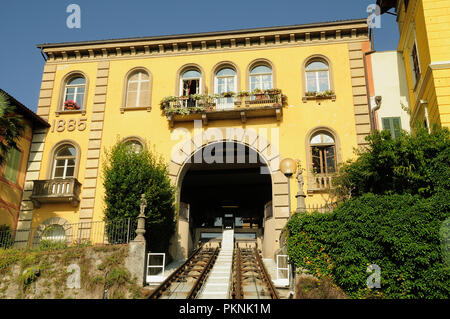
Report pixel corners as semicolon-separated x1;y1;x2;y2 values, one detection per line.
125;194;147;286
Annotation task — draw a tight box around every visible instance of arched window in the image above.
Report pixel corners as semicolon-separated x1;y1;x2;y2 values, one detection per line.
180;69;202;96
52;145;77;179
310;132;336;174
125;70;150;108
249;65;272;91
305;60;330;93
124;139;143;153
215;68;237;109
63;76;86;110
41;224;66;242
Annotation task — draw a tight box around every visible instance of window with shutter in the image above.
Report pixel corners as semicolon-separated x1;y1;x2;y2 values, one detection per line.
3;148;21;183
382;117;402;139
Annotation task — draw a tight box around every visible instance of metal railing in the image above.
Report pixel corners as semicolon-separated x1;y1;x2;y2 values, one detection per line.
0;218;137;250
165;92;283;113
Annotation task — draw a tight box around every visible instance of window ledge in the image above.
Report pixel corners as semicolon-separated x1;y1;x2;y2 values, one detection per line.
55;109;86;117
120;106;151;114
302;95;336;103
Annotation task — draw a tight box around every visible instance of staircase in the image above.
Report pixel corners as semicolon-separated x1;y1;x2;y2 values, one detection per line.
197;229;234;299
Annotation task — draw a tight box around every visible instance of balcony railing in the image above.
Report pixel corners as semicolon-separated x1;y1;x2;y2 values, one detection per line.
161;91;283;126
308;174;334;192
30;178;82;207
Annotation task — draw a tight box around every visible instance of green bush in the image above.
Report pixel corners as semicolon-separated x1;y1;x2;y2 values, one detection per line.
333;125;450;199
286;193;450;299
102;140;176;253
0;224;13;249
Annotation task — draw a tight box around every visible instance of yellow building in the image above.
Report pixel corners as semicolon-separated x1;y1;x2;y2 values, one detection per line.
0;89;49;232
378;0;450;128
16;19;373;258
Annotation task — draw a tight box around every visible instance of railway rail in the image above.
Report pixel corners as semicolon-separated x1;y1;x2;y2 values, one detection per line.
148;245;219;299
231;243;279;299
148;240;279;299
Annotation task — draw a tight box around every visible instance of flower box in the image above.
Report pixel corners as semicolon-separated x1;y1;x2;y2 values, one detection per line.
63;100;80;110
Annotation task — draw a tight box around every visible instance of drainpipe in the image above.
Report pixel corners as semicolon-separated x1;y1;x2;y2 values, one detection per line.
39;47;48;62
363;49;376;131
363;27;376;131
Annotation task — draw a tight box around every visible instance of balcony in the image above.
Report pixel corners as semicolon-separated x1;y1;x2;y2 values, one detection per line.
30;178;82;207
161;90;284;127
307;174;334;193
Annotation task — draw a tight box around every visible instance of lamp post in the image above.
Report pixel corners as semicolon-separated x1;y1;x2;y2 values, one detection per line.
279;158;297;298
279;158;297;217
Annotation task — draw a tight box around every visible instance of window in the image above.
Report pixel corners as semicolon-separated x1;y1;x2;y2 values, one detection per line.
3;147;21;183
63;76;86;110
215;68;237;109
180;69;202;107
411;43;421;86
181;69;201;96
310;132;336;174
124;139;143;153
305;60;330;93
382;117;402;139
52;145;76;179
250;65;272;91
41;224;66;242
126;71;150;108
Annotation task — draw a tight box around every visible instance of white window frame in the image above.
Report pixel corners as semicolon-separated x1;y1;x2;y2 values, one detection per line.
126;71;150;108
214;69;237;109
179;71;202;96
52;146;76;179
63;78;86;109
249;66;273;91
305;61;330;93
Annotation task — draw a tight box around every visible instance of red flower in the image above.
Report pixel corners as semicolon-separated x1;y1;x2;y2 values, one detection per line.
64;100;80;110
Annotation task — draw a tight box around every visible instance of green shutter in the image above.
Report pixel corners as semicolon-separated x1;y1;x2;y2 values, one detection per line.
4;148;21;183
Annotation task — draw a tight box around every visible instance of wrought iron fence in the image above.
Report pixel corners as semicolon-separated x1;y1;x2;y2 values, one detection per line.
0;218;137;250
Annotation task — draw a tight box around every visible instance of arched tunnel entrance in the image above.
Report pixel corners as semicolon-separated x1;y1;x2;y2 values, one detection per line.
177;141;273;256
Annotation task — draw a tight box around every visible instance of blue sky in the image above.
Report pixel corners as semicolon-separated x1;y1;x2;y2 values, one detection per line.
0;0;399;112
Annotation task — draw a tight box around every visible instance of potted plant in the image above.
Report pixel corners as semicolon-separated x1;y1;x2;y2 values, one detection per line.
63;100;80;111
160;96;177;109
236;91;250;98
265;88;281;95
222;91;235;98
252;88;266;100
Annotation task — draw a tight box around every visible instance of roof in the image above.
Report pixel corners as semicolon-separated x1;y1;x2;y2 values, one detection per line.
37;18;368;49
0;89;50;128
377;0;397;14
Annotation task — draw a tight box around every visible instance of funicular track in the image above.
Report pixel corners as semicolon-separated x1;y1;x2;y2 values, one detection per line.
231;243;279;299
148;244;219;299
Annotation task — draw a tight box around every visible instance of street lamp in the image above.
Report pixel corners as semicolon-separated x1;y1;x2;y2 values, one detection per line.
279;158;297;216
279;158;297;299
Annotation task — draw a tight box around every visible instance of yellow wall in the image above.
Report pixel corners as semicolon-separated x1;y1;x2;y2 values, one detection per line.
31;37;367;233
0;120;33;229
396;0;450;127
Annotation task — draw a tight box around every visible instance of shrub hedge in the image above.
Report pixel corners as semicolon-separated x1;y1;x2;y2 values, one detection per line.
286;192;450;299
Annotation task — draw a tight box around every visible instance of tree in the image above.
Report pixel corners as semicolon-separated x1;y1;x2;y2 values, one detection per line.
332;125;450;199
102;140;176;253
0;92;25;166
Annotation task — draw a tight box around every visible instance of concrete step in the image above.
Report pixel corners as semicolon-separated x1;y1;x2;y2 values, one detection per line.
197;229;234;299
